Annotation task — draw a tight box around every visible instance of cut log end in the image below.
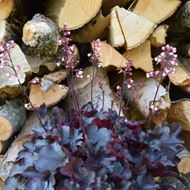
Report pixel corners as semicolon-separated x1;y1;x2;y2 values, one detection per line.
133;0;181;24
150;25;169;47
91;41;127;69
0;0;14;20
46;0;102;30
177;157;190;174
0;117;12;141
29;84;69;109
116;6;156;50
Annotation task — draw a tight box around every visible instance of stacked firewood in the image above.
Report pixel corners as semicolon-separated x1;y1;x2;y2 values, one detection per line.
1;0;190;187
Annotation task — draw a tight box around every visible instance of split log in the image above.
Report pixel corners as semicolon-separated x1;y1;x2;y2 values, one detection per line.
73;66;121;113
167;100;190;131
46;0;102;30
109;6;125;47
91;41;127;69
0;178;4;190
25;55;57;73
102;0;131;15
0;44;31;97
22;14;59;56
116;6;156;50
71;11;109;43
43;70;67;83
177;156;190;175
150;25;169;47
133;0;181;24
168;63;190;86
28;83;69;109
124;40;153;72
0;97;26;142
0;112;40;181
0;135;32;182
0;0;14;20
124;71;170;125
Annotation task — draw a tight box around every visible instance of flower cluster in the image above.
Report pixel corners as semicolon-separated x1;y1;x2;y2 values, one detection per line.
146;44;177;79
0;40;24;81
58;24;79;69
88;39;102;67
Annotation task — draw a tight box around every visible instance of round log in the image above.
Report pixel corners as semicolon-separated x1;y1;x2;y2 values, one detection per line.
0;97;26;141
22;14;59;56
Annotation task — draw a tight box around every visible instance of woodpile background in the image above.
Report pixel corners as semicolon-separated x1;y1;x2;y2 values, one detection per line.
1;0;190;188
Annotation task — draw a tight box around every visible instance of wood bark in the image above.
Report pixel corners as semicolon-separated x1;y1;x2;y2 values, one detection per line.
0;44;31;98
22;14;59;56
124;71;170;125
73;66;121;113
102;0;131;15
0;112;40;181
0;97;26;142
0;20;14;42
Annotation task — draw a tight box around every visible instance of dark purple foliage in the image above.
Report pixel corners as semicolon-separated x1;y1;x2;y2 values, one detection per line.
3;103;185;190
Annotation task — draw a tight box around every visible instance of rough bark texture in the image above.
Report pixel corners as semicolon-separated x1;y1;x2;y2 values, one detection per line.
0;97;26;142
0;112;40;181
22;14;59;56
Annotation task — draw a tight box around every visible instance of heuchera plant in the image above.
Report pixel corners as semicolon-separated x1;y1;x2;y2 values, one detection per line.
3;103;185;190
1;25;185;190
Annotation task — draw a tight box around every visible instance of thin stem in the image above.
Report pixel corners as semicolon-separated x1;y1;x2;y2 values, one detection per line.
6;49;44;128
90;65;96;108
146;72;163;129
127;0;138;10
118;73;126;118
101;91;105;110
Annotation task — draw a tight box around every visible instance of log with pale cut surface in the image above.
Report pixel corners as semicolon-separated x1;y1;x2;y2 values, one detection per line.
0;44;31;98
109;6;125;47
0;97;26;142
149;25;169;47
169;63;190;87
124;40;153;72
167;100;190;131
73;66;121;113
46;0;102;30
116;6;156;50
0;0;14;20
133;0;181;24
124;71;170;125
29;83;69;109
91;41;127;69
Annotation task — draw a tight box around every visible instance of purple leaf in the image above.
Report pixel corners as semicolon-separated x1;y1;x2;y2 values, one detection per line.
35;142;66;172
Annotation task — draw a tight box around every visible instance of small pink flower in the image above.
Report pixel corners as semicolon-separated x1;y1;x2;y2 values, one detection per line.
75;69;83;78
